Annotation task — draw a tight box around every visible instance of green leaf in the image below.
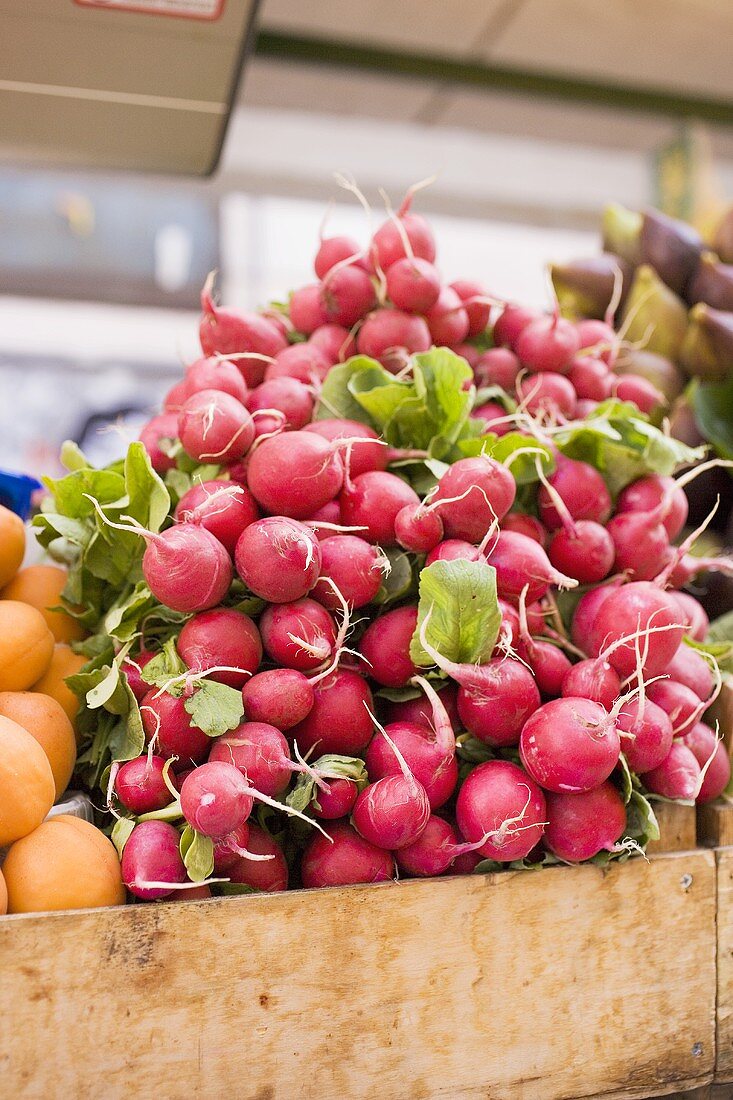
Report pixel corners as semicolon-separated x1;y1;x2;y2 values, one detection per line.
554;404;706;495
213;882;258;896
456;734;494;764
315;357;379;424
410;559;501;667
109;682;146;762
111;816;135;859
184;681;245;737
124;441;170;533
60;440;92;472
180;826;215;882
103;581;154;643
707;611;733;675
373;547;415;606
692;375;733;461
287;754;369;814
625;789;660;845
140;638;186;689
457;431;554;485
617;754;633;805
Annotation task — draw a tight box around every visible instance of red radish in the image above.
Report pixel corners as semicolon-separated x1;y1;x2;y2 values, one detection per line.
452;342;481;368
487;530;578;604
367;679;457;809
616;698;673;774
515;315;580;374
525;641;572;698
311;777;360;820
492;304;537;349
246;431;343;519
227;825;288;892
289;284;329;335
199;281;286;385
395;503;444;553
590;582;685;678
169;885;212;901
115;754;172;815
667;646;714;701
304;419;387;478
352;729;431;850
180;760;253;839
472;401;511;434
385;256;441;313
568;356;613;401
474;347;520;390
432;456;516;541
456;657;540;746
140;689;211;768
606;510;670;581
235;517;321;603
356;308;432;372
671;591;709;643
519;697;621;793
576;318;615;360
210;722;303;798
164;380;190;413
450;279;492;337
544;783;626;862
314;235;364;279
447;851;482;875
396;815;461;877
121;821;187;900
537;457;612;529
175;479;259;555
501;513;547;546
290;669;374;755
320;265;376;327
123;649;156;703
576;399;600;417
301;821;394;888
425;539;481;565
177;389;254;464
456;760;547;861
242;668;314;729
138;413;179;474
177;608;262;689
213;820;251;873
548;521;614;585
340;470;419;546
561;660;620;710
183;356;248;404
371;206;436;270
570;581;622;652
643;742;701;800
265;343;331;384
517;372;577;418
139;523;233;613
307;499;342;538
309;323;357;362
359;605;418;688
311;536;384;610
684;722;731;803
383;681;459;730
615;475;688;541
614;375;664;415
646;680;704;736
260;598;337;672
247;377;314;432
425;286;470;345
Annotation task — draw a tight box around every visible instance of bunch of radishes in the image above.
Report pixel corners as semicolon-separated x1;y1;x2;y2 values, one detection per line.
61;185;732;903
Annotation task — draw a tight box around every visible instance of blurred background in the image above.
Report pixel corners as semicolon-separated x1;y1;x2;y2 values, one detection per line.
1;0;732;478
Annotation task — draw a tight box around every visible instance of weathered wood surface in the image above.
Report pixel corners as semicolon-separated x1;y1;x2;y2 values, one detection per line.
715;849;733;1085
698;802;733;849
0;850;716;1100
648;800;699;854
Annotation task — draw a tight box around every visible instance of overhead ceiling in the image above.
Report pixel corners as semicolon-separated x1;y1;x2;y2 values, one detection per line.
245;0;733;158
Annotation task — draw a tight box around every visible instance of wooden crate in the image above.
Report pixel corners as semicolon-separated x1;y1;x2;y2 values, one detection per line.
0;849;716;1100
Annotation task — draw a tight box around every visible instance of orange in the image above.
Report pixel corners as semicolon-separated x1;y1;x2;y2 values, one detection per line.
0;601;55;692
2;564;86;643
0;505;25;589
0;691;76;799
3;815;126;914
31;644;86;729
0;714;56;846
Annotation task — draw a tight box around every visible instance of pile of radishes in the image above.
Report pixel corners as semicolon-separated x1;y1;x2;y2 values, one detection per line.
54;184;732;903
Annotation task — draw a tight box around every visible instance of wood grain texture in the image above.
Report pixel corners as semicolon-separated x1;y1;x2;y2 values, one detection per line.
697;802;733;849
0;850;716;1100
716;849;733;1084
648;800;698;854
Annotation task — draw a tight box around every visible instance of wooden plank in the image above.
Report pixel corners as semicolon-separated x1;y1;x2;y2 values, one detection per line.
648;800;699;854
715;849;733;1084
0;850;716;1100
698;801;733;849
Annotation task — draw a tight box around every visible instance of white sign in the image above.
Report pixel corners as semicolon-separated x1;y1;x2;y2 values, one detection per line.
75;0;224;21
